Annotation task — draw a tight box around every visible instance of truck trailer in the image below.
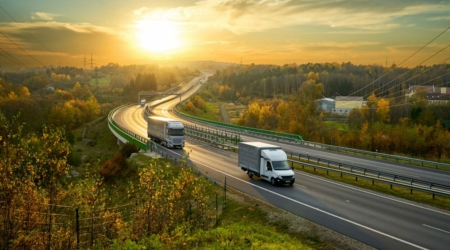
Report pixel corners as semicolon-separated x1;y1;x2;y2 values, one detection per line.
238;142;295;186
147;116;185;149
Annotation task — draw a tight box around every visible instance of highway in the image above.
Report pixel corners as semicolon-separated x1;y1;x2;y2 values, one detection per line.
112;74;450;250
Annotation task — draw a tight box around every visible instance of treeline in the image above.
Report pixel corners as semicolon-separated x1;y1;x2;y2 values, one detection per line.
0;113;219;249
207;63;450;160
0;63;200;133
210;62;450;100
0;77;101;134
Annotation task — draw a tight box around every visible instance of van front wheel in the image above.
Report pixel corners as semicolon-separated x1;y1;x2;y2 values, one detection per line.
271;178;276;186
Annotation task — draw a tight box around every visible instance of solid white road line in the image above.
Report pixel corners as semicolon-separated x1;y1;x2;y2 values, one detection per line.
423;224;450;234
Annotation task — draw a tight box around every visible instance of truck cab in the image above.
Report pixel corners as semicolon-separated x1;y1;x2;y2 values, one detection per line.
258;149;295;186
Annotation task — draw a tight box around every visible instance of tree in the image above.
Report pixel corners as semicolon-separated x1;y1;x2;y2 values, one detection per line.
377;98;390;123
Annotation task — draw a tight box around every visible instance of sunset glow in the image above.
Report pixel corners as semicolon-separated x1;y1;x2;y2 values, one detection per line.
135;19;180;53
1;1;450;67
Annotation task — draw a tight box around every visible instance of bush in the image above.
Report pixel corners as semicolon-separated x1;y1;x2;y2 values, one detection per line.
120;142;140;157
99;152;128;181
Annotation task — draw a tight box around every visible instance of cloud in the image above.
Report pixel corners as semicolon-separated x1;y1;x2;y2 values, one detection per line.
31;12;58;21
428;16;450;21
132;0;450;34
2;21;116;35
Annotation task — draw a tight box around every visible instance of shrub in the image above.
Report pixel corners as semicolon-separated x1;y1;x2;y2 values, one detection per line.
99;152;128;181
120;142;140;157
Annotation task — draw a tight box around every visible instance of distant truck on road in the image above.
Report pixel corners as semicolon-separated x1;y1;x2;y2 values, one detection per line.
140;99;146;108
147;116;185;149
238;142;295;186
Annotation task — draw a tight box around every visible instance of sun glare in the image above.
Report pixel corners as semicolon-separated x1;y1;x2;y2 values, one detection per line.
135;19;180;53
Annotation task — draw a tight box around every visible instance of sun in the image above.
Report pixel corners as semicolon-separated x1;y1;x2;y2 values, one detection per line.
135;19;180;53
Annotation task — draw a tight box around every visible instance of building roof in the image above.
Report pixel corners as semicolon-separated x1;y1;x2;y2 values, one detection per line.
335;96;363;102
409;85;447;94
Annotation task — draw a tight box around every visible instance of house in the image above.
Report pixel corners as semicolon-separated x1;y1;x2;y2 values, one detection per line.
406;85;448;97
316;98;335;112
406;85;450;104
332;96;363;115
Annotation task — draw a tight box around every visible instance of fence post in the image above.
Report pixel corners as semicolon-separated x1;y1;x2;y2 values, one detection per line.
76;208;80;249
223;177;227;206
215;194;218;227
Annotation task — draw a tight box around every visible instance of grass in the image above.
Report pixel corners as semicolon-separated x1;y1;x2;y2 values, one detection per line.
90;75;112;87
323;121;349;132
178;101;221;121
224;102;246;124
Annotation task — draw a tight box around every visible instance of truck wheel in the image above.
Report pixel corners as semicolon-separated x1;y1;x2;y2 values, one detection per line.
247;172;253;179
271;178;276;186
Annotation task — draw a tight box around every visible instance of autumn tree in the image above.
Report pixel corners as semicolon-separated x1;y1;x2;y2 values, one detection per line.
376;98;391;123
0;112;72;249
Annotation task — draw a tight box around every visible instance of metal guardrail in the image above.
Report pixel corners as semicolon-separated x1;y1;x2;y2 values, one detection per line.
173;107;303;142
286;151;450;193
184;123;242;145
289;159;450;198
296;141;450;170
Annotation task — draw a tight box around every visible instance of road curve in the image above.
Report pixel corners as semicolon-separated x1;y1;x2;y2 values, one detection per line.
111;76;450;250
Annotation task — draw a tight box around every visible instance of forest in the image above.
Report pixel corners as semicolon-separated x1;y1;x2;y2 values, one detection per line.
205;62;450;160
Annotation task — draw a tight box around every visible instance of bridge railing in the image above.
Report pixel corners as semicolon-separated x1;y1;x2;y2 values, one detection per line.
108;104;148;150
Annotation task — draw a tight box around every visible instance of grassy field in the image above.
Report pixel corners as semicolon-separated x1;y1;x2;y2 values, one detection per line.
90;75;112;87
178;101;221;121
323;120;349;132
224;102;246;124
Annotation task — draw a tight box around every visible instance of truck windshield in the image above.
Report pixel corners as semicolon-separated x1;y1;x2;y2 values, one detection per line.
168;128;184;136
272;161;291;170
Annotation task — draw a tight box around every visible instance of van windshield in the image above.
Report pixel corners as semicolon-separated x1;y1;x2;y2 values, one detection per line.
272;161;291;170
168;128;184;136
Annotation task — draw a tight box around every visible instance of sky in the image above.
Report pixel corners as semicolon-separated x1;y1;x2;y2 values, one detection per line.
0;0;449;69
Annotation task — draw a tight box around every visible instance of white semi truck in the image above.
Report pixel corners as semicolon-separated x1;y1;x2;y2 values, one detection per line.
238;142;295;186
147;116;185;149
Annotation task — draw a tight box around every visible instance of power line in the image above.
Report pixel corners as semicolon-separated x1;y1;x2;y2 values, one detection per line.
382;57;450;99
349;25;450;97
375;45;450;98
0;30;46;67
0;47;27;67
0;5;70;67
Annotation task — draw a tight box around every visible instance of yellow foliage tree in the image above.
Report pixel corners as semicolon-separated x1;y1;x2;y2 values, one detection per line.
376;98;390;123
